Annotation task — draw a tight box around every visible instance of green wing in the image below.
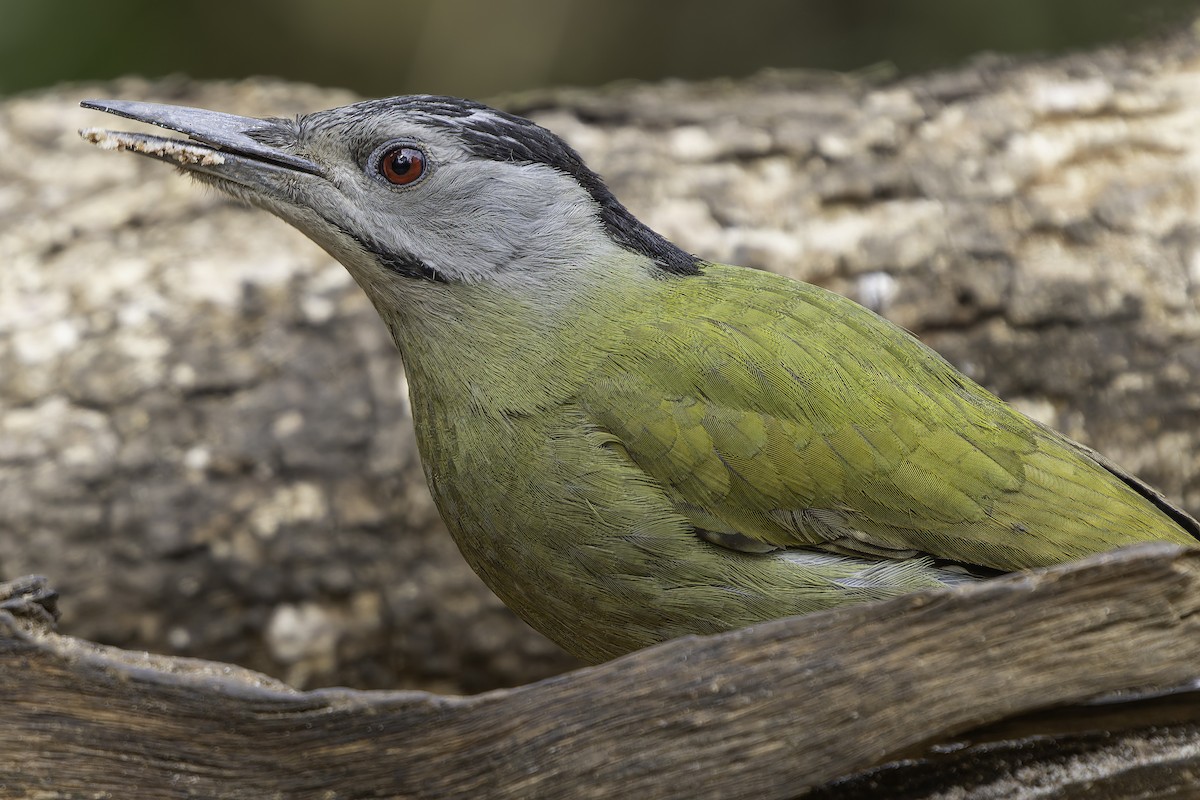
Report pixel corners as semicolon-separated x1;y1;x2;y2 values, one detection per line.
580;264;1197;570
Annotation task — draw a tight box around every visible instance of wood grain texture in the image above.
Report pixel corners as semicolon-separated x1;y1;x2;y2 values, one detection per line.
2;545;1199;798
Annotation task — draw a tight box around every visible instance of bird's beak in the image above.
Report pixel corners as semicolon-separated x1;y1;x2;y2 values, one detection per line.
79;99;324;185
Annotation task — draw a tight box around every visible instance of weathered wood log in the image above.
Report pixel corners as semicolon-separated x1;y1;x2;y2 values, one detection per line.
2;545;1199;798
811;690;1200;799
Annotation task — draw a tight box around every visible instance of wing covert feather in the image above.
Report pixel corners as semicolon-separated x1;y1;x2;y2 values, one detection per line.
579;265;1196;570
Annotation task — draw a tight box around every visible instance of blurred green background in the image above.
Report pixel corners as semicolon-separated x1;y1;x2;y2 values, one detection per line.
3;0;1198;99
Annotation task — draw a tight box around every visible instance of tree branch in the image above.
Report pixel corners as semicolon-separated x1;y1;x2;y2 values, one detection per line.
3;545;1199;798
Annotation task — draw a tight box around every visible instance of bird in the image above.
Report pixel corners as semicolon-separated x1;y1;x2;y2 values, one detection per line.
80;95;1200;663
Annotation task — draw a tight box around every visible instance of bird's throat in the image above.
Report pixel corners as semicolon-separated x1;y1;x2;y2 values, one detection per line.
376;274;622;419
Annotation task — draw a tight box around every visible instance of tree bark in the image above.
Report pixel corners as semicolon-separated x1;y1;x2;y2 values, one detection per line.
1;27;1199;696
3;546;1200;799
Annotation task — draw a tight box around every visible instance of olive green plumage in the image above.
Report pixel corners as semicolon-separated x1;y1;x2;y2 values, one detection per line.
82;96;1200;664
588;265;1186;568
399;262;1197;661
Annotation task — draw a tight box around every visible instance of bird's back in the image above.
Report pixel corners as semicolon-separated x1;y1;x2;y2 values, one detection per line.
581;263;1199;573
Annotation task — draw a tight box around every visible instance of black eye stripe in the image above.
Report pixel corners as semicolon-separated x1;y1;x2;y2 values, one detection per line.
327;218;446;283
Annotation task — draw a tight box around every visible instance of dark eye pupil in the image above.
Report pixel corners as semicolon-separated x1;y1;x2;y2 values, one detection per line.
390;153;412;174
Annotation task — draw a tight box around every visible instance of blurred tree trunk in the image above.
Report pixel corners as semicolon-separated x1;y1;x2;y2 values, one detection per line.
1;26;1199;697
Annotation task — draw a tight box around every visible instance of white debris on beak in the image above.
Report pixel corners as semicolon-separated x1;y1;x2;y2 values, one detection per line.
79;128;226;167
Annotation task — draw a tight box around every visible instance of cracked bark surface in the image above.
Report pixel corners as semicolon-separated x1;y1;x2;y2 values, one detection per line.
2;25;1200;694
3;547;1200;798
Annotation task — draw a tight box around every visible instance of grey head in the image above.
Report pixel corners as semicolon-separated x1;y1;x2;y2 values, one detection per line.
80;95;699;292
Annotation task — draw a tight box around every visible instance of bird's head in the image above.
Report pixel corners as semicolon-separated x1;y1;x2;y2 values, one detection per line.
80;96;698;305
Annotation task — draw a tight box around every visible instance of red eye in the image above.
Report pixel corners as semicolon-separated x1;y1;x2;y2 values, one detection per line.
379;146;426;185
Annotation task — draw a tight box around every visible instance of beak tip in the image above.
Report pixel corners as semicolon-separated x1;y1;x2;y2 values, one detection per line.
77;98;324;178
